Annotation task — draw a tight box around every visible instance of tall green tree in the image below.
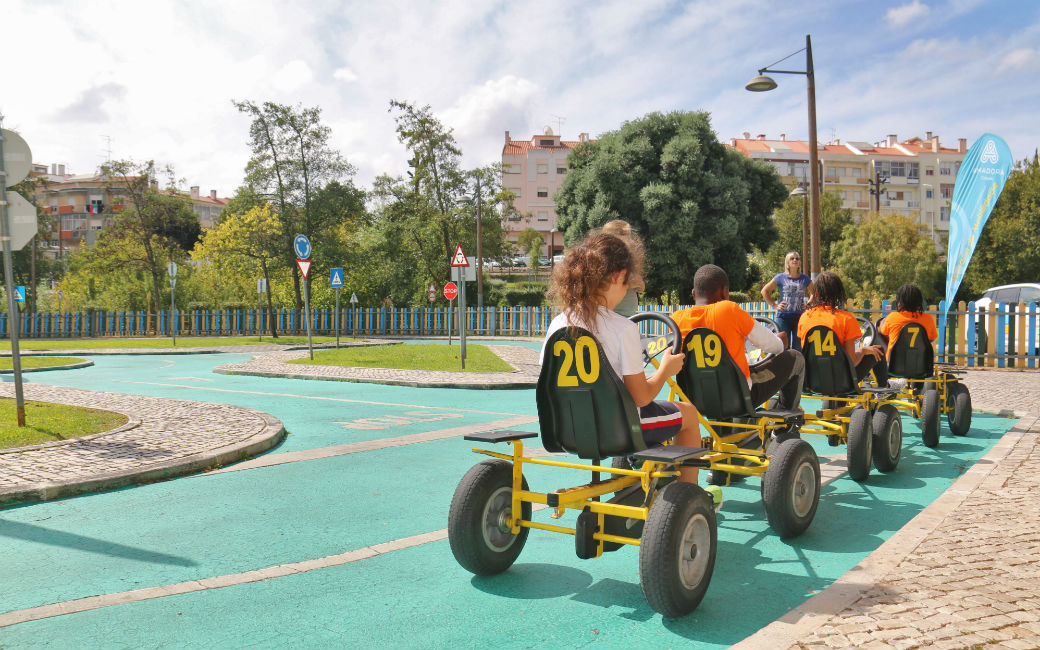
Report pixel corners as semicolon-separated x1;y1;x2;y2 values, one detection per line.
554;110;787;300
830;213;944;302
961;152;1040;298
762;190;855;277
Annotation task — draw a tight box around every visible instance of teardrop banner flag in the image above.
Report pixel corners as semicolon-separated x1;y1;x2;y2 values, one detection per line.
943;133;1013;320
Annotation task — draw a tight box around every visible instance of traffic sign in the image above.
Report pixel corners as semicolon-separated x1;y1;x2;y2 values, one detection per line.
451;243;469;267
257;278;267;294
443;282;458;300
13;286;24;302
330;268;344;288
427;282;436;303
349;292;359;304
293;234;311;260
296;259;312;279
3;193;37;251
1;129;31;188
168;261;177;278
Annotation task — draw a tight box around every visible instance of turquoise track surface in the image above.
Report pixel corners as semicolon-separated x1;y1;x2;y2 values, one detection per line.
0;345;1013;650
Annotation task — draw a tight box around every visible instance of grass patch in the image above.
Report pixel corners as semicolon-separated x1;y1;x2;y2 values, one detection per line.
0;399;129;450
0;356;87;370
289;343;514;372
0;336;348;350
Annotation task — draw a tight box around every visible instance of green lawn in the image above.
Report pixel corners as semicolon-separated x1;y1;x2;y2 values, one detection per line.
0;399;129;450
288;343;514;372
0;356;87;370
0;336;347;350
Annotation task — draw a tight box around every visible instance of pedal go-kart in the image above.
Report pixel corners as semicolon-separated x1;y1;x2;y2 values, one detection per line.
798;324;904;482
448;313;716;618
865;320;972;447
653;321;820;538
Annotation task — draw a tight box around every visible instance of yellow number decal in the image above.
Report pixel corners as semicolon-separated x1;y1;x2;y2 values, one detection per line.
686;333;722;367
909;328;920;348
554;337;600;386
808;329;838;356
646;336;667;357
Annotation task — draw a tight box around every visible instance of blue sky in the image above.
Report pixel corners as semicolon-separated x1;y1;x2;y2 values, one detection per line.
3;0;1037;197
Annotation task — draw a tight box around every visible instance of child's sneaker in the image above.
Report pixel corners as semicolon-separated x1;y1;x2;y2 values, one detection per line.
705;485;724;513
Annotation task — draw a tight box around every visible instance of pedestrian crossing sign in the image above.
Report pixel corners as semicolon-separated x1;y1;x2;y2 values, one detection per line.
14;286;25;302
330;268;344;288
450;243;469;267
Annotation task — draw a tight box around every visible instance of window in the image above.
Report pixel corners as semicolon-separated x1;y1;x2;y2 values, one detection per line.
940;161;959;176
925;189;933;199
1020;287;1040;304
889;161;906;177
908;162;920;180
826;167;839;178
853;190;863;201
509;186;521;198
537;211;549;222
940;207;950;221
537;187;548;198
925;168;935;176
539;139;554;146
556;166;566;175
503;163;520;174
940;184;954;199
890;191;905;200
536;163;548;174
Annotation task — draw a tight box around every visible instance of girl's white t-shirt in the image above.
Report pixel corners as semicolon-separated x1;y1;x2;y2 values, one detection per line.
541;306;644;379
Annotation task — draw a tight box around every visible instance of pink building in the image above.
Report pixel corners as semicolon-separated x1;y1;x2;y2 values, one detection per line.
501;128;591;257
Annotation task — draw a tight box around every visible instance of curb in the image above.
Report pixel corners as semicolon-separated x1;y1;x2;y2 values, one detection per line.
212;366;537;389
0;359;94;373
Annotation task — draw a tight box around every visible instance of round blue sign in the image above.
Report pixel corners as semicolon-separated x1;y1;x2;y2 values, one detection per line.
294;234;311;260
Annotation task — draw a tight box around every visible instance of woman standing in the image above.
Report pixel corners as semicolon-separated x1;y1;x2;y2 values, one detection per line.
760;252;811;351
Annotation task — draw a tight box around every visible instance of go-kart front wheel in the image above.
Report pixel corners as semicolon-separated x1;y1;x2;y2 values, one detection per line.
871;404;902;473
921;388;941;448
762;438;820;538
448;459;531;576
947;382;972;436
846;407;874;482
639;482;717;618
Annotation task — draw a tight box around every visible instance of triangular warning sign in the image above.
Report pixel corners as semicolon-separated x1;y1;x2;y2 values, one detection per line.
450;243;469;267
296;259;312;279
331;270;342;285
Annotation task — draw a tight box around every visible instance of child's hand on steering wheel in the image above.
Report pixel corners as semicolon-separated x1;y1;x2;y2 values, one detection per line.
659;348;686;377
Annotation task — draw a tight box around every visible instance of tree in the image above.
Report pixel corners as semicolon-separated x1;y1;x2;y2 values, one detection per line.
517;228;544;268
830;213;944;302
97;160;200;316
191;205;283;337
554;110;787;300
233;100;355;308
962;152;1040;299
762;190;855;276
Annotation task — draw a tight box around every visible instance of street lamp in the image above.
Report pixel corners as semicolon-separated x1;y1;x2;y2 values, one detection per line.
790;186;808;269
550;227;558;270
747;34;821;278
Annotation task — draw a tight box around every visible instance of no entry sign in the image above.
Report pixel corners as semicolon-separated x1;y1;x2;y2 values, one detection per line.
443;282;458;301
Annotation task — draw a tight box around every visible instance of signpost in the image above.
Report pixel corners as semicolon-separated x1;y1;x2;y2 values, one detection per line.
294;234;313;359
330;267;343;348
444;281;457;345
168;261;178;346
450;243;470;369
350;291;359;339
257;277;267;342
0;125;32;426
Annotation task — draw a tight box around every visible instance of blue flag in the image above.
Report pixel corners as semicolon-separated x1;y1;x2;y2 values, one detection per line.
944;134;1013;317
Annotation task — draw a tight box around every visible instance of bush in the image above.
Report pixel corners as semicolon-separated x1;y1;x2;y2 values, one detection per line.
500;286;548;307
729;291;751;304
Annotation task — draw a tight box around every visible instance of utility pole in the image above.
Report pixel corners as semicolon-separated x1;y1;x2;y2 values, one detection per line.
474;173;484;310
869;171;888;213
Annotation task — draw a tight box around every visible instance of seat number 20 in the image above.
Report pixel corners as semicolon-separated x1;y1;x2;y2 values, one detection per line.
554;337;601;386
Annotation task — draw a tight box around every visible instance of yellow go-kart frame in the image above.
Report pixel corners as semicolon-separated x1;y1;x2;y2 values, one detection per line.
448;312;716;618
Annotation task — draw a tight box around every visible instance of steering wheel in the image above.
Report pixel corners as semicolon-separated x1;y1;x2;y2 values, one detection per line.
631;311;682;368
746;316;781;364
857;316;877;348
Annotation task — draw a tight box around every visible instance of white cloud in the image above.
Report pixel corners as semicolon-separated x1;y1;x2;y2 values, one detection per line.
997;47;1040;72
886;1;931;28
333;67;359;83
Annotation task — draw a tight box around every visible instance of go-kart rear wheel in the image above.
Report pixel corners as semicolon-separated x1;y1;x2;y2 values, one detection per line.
639;482;716;618
921;388;941;448
448;459;530;576
846;407;874;482
947;382;972;436
871;404;902;473
762;438;820;538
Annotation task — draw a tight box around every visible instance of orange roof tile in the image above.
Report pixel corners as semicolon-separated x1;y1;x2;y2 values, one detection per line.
502;140;584;155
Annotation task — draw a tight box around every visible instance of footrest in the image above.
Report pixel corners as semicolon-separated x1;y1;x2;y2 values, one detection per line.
464;430;538;443
754;408;804;424
862;387;898;395
632;445;708;464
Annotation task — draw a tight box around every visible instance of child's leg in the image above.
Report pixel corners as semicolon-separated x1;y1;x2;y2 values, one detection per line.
673;401;701;484
638;400;700;483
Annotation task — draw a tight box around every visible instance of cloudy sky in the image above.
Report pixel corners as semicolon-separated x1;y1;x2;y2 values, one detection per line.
3;0;1038;198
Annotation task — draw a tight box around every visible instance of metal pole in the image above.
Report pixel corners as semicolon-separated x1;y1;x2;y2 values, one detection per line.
801;194;809;271
0;125;26;426
805;34;821;279
304;277;313;360
335;288;340;349
458;266;466;369
171;282;176;346
475;174;484;311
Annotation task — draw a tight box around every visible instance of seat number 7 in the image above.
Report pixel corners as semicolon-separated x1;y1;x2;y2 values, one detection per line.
554;336;600;386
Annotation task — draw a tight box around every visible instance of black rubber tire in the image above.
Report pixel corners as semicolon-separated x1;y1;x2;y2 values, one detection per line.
871;404;902;473
639;482;717;618
846;407;873;482
921;388;941;448
448;459;531;576
762;438;820;538
947;383;972;436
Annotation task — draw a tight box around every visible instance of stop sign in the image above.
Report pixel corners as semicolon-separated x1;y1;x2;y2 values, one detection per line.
443;282;458;300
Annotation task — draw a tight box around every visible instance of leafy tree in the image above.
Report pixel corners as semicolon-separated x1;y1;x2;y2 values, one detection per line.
97;160;200;315
830;213;944;302
517;228;544;267
3;174;63;314
762;190;855;277
554;110;787;300
962;152;1040;299
190;205;283;337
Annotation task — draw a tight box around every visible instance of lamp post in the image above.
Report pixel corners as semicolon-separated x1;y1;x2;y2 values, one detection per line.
790;186;808;268
868;170;889;213
747;34;821;278
550;227;558;270
921;183;935;244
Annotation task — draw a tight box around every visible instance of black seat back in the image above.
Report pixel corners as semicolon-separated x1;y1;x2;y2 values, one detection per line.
802;324;859;395
674;327;757;419
887;322;933;379
536;326;644;459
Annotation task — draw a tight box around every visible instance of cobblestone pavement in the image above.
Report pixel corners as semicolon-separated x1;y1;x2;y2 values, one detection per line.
734;368;1040;650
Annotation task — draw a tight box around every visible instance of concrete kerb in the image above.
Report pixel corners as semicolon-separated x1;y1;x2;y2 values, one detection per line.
0;360;94;373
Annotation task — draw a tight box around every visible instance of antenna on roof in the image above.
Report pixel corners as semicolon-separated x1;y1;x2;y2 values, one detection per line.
102;135;112;162
550;114;566;137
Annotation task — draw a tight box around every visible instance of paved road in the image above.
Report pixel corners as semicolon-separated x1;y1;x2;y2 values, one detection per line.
0;342;1034;649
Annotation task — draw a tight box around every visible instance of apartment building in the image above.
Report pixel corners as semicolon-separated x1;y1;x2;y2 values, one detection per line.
501;128;591;257
31;165;228;258
730;132;967;244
